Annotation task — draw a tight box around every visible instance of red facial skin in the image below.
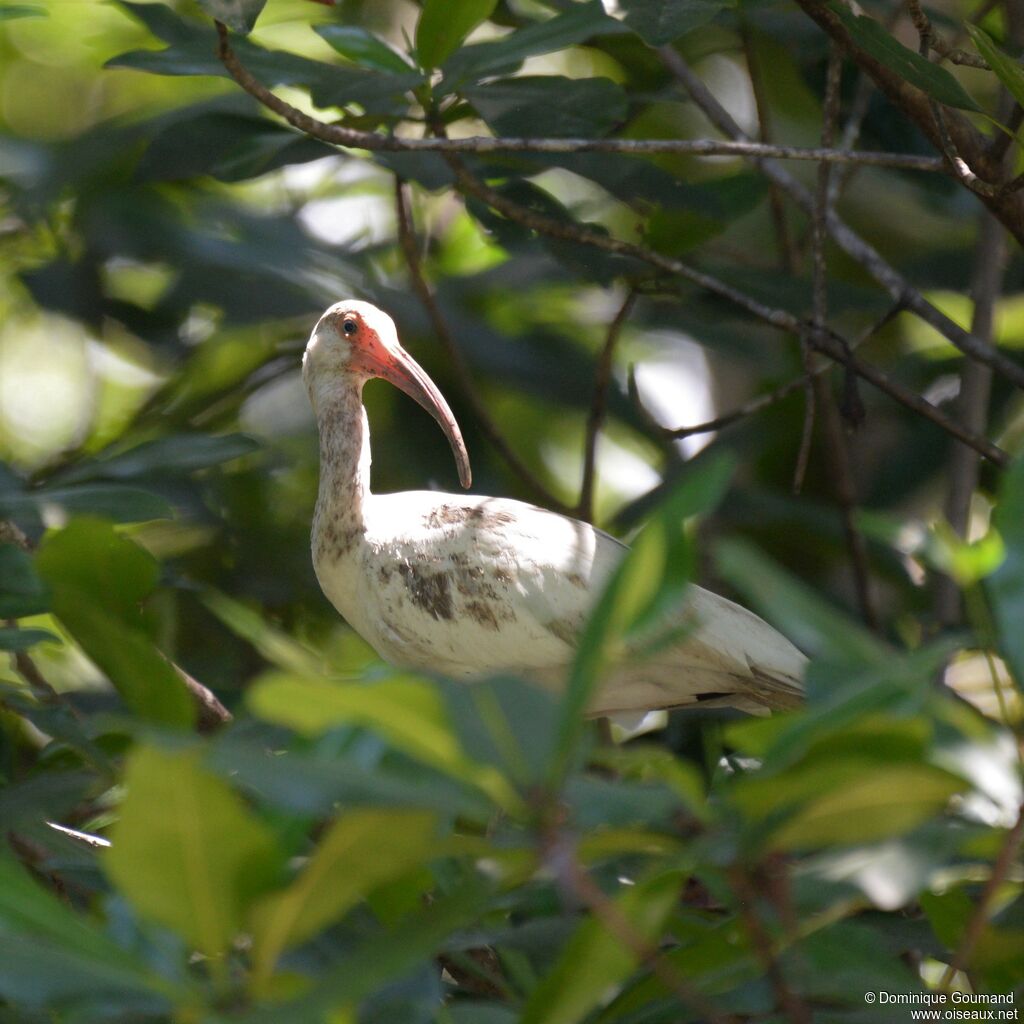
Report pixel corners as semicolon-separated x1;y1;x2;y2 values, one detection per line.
326;307;472;490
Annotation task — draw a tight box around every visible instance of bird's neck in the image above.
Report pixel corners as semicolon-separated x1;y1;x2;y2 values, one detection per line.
310;375;372;545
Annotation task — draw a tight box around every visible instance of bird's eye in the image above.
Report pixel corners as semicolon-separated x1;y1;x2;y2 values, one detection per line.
342;319;358;336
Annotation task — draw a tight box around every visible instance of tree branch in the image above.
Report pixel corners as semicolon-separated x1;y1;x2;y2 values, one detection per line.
212;21;944;172
658;45;1024;391
577;290;636;523
393;179;573;514
212;29;1010;470
788;0;1024;237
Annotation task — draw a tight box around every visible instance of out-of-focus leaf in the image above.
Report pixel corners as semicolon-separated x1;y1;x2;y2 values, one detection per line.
0;627;57;650
556;455;734;776
769;766;965;849
315;25;416;73
0;485;172;523
61;433;260;482
416;0;497;69
105;745;283;957
196;0;266;34
967;26;1024;108
466;77;627;138
520;871;682;1024
716;537;887;667
36;519;158;624
250;810;439;984
36;521;194;727
247;673;520;811
987;457;1024;689
0;4;45;18
615;0;734;45
441;1;615;87
0;544;49;618
0;854;171;1006
829;3;981;111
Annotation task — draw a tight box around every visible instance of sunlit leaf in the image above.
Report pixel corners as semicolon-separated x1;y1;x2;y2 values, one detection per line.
0;626;57;650
967;25;1024;109
250;810;439;985
416;0;497;69
316;25;416;73
105;745;283;957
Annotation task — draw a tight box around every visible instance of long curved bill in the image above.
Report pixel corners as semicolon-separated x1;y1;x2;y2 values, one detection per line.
375;346;473;490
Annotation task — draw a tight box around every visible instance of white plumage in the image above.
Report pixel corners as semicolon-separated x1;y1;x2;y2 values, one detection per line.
304;301;806;716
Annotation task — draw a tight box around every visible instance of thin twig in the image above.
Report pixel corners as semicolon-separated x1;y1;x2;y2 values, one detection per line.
212;34;1011;468
393;179;573;514
549;838;736;1024
729;867;812;1024
741;21;800;274
577;290;637;523
212;26;943;170
644;302;904;441
940;802;1024;988
658;45;1024;390
905;0;990;67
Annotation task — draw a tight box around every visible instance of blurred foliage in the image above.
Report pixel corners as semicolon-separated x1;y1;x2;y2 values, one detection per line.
0;0;1022;1021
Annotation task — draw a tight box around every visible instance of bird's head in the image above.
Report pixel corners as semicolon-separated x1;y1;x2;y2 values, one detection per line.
303;300;472;489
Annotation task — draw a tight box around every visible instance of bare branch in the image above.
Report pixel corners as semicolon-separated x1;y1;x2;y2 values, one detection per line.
212;31;1010;469
393;179;573;515
578;290;637;523
905;0;990;67
212;22;943;172
940;802;1024;988
658;45;1024;391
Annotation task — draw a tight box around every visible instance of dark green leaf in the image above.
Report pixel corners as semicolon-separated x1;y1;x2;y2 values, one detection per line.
0;4;45;19
0;485;172;523
0;544;49;618
967;26;1024;109
466;77;628;138
105;744;284;956
196;0;266;35
416;0;497;69
441;1;616;88
830;3;981;111
315;25;416;73
0;626;57;650
616;0;735;46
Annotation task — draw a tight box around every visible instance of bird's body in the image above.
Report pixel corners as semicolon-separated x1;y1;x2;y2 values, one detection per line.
305;301;806;716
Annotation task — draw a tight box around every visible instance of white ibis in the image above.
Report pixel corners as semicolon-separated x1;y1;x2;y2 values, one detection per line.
303;300;806;717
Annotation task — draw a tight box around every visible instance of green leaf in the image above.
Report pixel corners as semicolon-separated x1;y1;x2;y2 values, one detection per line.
247;672;521;811
770;765;965;849
616;0;734;46
0;626;57;651
250;809;439;983
716;537;887;667
0;484;172;523
520;871;682;1024
987;457;1024;689
555;455;735;777
0;544;49;618
466;77;628;138
830;3;981;111
416;0;497;69
61;432;260;482
315;25;416;73
105;745;283;957
195;0;266;35
967;25;1024;108
36;521;194;727
36;519;158;624
441;1;615;87
0;854;172;1006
